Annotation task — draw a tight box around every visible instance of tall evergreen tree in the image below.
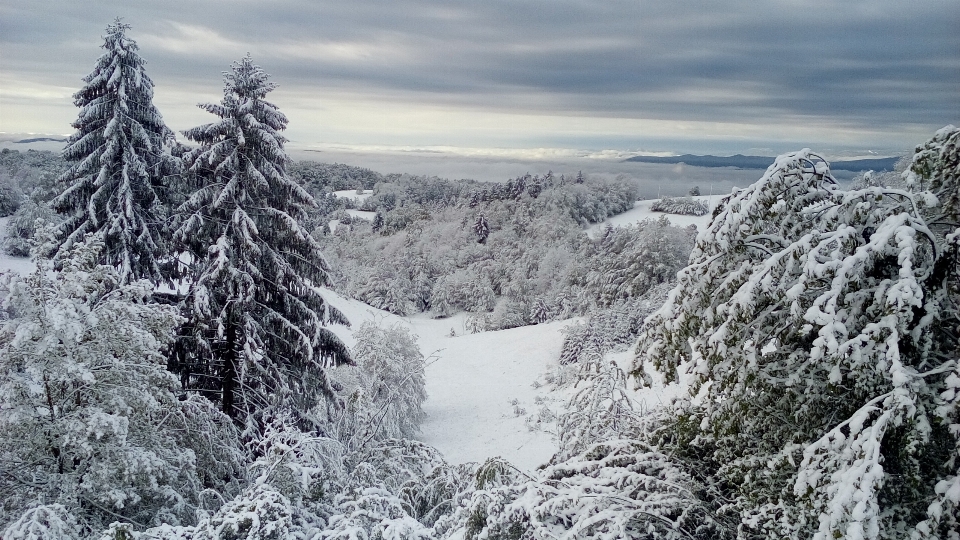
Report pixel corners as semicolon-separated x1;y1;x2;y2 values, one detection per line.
52;19;178;284
172;55;350;424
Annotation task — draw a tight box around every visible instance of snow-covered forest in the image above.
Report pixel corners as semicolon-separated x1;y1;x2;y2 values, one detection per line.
1;21;959;540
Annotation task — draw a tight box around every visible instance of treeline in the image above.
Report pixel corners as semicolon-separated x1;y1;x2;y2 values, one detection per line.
319;171;693;332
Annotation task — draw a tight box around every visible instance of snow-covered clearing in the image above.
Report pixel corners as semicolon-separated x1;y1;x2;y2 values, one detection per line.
346;209;375;221
322;288;689;471
586;195;717;237
332;189;373;202
0;211;687;473
320;289;573;470
0;218;34;275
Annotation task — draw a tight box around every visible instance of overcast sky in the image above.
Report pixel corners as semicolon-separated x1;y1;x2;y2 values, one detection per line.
1;0;957;158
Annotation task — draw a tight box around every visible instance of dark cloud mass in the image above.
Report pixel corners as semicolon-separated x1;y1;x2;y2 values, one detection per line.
1;0;957;155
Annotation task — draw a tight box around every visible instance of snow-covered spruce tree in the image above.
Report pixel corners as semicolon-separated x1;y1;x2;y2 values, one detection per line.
0;236;243;535
633;139;960;539
52;20;179;285
172;56;350;424
473;211;489;244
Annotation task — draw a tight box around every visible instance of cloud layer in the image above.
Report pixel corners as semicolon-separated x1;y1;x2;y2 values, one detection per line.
2;0;957;155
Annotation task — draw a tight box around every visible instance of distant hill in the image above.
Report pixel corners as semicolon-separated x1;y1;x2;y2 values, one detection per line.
624;153;900;172
15;137;67;143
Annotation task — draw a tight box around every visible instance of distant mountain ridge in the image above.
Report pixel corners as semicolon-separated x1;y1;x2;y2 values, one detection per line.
15;137;67;143
624;153;900;172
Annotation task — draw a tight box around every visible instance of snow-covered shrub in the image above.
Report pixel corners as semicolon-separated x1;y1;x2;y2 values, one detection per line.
634;136;960;539
429;270;495;318
1;504;81;540
0;175;23;217
1;199;55;257
356;268;418;316
526;296;553;324
448;440;728;539
489;298;529;330
325;440;471;536
558;284;671;366
0;236;244;533
555;352;640;462
650;196;709;216
195;485;293;540
245;413;346;512
320;488;435;540
349;322;427;442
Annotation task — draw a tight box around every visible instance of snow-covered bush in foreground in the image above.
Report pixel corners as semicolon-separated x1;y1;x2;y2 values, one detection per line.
634;130;960;539
448;439;726;539
1;198;55;256
0;237;243;536
330;321;428;444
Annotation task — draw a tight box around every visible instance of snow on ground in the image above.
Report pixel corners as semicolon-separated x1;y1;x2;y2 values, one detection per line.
321;288;573;471
0;217;35;276
332;189;373;202
0;218;686;472
346;209;376;221
328;211;377;233
322;287;689;471
586;195;718;238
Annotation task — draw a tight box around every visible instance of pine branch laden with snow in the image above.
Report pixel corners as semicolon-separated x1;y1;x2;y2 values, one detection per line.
172;55;350;424
0;236;244;535
449;440;730;540
634;139;960;539
51;20;179;285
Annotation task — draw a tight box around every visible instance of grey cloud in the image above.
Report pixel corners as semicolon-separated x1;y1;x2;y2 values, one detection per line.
2;0;957;151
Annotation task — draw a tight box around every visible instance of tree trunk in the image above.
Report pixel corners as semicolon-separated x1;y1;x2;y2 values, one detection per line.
222;320;238;420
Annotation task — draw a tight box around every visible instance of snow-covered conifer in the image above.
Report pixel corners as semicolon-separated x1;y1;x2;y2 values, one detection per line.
473;212;489;244
172;56;350;423
51;20;178;284
1;199;55;257
634;142;960;538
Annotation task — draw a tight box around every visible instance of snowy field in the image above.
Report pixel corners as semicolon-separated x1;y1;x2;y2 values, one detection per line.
0;210;687;473
586;195;717;237
332;189;373;203
0;218;34;275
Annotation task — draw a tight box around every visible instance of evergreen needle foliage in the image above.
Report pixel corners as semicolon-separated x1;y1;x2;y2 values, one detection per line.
171;55;350;425
52;20;179;285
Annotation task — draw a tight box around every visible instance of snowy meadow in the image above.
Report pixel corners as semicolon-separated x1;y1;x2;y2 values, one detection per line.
1;20;959;540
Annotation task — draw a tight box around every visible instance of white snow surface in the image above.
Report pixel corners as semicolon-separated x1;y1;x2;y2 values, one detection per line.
332;189;373;202
0;217;35;276
346;209;376;221
586;195;717;238
321;289;573;471
0;214;686;473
